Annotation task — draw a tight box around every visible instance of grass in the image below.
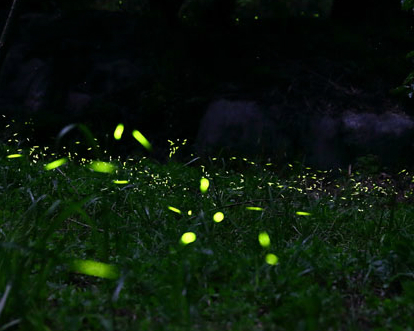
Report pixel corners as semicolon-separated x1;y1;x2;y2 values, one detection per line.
1;117;414;331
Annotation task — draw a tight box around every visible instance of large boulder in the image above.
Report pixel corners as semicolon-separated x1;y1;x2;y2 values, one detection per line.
341;111;414;167
0;11;156;146
194;98;303;161
195;98;414;170
305;114;346;169
304;111;414;170
0;51;54;113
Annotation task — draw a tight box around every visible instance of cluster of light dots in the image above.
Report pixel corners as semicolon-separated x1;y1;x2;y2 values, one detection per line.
168;139;188;158
4;118;414;273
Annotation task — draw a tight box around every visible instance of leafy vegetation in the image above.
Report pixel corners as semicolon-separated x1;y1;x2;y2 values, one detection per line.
394;0;414;99
0;1;413;329
1;115;414;330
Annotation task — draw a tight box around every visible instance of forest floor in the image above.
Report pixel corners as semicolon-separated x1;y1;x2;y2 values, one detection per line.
1;136;414;330
1;10;414;331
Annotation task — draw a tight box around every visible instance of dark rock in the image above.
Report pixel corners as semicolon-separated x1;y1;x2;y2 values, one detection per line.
340;111;414;167
65;92;92;116
0;10;157;150
305;115;346;169
195;98;414;170
194;99;305;163
0;54;54;113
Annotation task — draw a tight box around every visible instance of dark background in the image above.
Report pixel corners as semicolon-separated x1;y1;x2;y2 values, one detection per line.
0;0;413;167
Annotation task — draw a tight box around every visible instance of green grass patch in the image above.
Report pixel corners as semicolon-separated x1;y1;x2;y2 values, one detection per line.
1;117;414;330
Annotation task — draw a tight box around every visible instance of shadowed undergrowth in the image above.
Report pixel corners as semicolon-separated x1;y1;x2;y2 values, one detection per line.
1;117;414;330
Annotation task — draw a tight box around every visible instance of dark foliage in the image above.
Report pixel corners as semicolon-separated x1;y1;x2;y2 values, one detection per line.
1;0;413;168
331;0;407;26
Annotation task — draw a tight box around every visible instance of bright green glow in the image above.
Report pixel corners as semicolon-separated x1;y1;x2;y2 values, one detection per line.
71;259;119;279
6;154;23;159
246;206;263;211
200;177;210;193
265;253;279;265
188;210;192;216
114;123;124;140
213;212;224;223
168;206;182;214
296;211;311;216
113;180;129;184
89;161;116;173
132;130;152;151
44;158;67;170
254;15;259;20
180;232;196;245
258;232;271;248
